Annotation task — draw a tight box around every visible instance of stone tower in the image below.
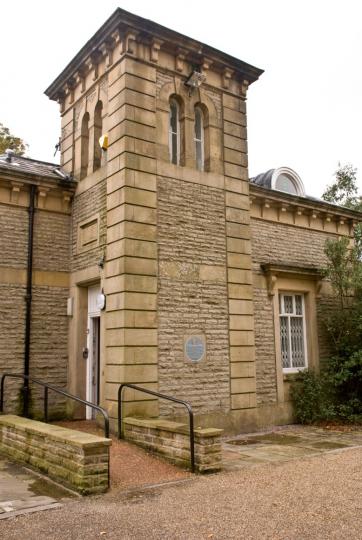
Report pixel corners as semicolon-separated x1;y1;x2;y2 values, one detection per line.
45;8;263;431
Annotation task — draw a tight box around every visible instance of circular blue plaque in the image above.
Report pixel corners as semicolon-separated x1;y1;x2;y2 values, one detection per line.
185;336;205;363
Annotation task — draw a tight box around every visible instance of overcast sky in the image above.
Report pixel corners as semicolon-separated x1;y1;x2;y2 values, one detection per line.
1;0;362;197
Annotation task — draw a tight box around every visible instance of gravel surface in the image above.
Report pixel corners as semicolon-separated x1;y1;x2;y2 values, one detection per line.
54;420;191;489
2;447;361;539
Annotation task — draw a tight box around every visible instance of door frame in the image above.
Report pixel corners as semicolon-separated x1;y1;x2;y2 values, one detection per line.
86;285;101;419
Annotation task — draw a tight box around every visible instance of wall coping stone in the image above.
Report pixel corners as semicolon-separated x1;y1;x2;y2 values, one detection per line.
123;417;223;438
0;415;111;448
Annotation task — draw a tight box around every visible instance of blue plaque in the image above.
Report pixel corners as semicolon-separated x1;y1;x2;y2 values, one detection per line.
185;335;205;363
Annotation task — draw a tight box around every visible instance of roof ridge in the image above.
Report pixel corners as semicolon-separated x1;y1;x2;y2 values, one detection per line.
0;154;60;168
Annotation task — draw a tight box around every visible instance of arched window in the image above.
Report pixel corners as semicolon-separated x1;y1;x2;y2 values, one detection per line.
80;112;90;180
93;101;103;172
275;174;298;195
272;168;305;197
194;105;204;171
169;97;180;165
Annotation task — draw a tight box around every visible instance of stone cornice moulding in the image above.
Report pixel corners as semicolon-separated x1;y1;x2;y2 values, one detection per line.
45;7;263;103
0;174;75;212
261;263;324;297
250;184;362;224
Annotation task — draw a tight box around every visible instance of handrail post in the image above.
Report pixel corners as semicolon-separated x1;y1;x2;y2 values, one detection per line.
0;374;5;413
44;386;48;422
104;414;110;439
188;408;195;473
118;384;124;439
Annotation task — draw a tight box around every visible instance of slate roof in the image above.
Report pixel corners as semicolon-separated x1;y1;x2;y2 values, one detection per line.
0;153;71;182
250;169;362;216
250;169;274;189
250;169;328;204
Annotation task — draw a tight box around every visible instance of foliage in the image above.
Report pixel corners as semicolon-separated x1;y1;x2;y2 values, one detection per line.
0;122;27;155
291;370;335;424
292;164;362;424
322;163;362;211
323;163;362;258
324;236;362;307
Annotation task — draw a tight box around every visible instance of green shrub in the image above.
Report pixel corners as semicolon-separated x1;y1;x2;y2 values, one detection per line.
291;370;336;424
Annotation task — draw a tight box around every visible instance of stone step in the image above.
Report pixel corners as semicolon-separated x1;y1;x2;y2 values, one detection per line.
0;496;61;520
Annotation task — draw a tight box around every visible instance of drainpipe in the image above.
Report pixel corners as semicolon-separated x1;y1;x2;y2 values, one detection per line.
23;184;36;417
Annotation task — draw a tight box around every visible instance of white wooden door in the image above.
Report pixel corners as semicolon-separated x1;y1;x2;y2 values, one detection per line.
86;285;101;419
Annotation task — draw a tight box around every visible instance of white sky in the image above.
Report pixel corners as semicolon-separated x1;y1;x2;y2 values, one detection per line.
1;0;362;198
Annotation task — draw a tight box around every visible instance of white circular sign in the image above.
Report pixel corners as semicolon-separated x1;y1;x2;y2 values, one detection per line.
185;335;205;363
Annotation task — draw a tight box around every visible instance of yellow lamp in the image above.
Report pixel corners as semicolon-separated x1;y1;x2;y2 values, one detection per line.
99;133;108;151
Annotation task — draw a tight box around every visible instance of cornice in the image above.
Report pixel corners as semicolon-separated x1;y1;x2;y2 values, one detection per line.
250;183;362;221
0;168;76;192
0;174;75;214
45;8;263;103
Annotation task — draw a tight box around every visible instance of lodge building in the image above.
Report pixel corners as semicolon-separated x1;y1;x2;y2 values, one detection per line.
0;8;360;432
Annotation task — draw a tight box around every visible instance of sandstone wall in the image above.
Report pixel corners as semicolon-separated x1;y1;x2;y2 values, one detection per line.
124;416;222;472
0;415;110;495
251;217;341;404
0;197;71;416
71;177;107;272
157;176;230;415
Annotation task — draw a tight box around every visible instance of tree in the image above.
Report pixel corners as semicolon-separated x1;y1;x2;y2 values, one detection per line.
292;164;362;424
292;236;362;424
323;163;362;256
0;123;27;155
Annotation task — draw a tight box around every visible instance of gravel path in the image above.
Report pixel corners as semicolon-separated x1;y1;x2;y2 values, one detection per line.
54;420;191;489
2;447;361;539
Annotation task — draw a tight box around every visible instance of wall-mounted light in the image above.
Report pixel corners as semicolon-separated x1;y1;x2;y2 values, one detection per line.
96;292;106;311
97;255;105;269
184;69;206;94
99;133;108;151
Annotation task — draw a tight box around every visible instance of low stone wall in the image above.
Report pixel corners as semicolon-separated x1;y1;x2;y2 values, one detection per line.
124;417;223;472
0;415;111;495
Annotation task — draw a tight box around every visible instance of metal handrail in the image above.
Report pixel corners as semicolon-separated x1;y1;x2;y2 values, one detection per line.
0;373;110;438
117;383;195;473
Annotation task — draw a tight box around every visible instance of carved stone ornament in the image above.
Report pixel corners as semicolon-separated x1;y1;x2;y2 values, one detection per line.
240;78;249;98
150;38;163;63
222;68;234;89
175;47;188;72
266;274;277;297
125;30;138;54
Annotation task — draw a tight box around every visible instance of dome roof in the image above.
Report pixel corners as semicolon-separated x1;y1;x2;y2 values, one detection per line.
250;167;305;197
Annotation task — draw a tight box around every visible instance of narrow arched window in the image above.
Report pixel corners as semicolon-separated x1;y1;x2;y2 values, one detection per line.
93;101;103;172
80;112;90;180
169;98;180;165
194;105;204;171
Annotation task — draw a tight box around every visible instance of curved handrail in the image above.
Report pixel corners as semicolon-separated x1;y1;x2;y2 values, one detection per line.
117;383;195;472
0;372;110;438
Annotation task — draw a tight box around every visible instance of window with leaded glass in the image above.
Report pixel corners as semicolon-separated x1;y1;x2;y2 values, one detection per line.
279;293;307;371
169;98;180;165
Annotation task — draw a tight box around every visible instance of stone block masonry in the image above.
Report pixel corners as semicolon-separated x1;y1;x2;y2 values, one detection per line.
104;56;159;420
71;177;107;272
251;218;334;271
223;93;257;413
253;287;277;405
0;415;111;495
157;176;230;416
0;196;71;415
123;417;223;472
